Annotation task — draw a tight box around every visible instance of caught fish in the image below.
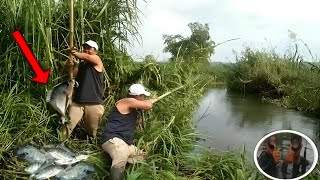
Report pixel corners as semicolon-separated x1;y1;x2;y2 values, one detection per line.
24;163;44;174
56;144;77;156
55;154;89;165
41;144;89;165
46;80;78;124
47;148;76;162
44;143;76;157
56;163;95;180
16;145;53;164
31;164;64;180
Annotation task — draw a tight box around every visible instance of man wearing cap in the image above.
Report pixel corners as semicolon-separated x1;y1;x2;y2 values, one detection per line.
101;84;158;180
62;40;105;140
282;135;310;178
258;135;281;178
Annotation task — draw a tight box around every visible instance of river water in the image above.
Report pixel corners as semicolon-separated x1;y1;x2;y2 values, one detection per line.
194;88;320;162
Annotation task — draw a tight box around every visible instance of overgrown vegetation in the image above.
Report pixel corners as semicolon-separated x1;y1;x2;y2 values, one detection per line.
1;0;319;179
227;43;320;114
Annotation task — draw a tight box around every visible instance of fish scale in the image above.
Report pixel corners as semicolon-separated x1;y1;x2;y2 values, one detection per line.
56;163;95;180
24;163;44;174
33;164;64;180
16;146;53;164
47;148;75;161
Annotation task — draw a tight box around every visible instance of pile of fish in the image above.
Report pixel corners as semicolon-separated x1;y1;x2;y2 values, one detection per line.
16;143;95;180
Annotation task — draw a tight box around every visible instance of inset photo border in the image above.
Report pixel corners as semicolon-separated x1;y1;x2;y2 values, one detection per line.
254;130;318;180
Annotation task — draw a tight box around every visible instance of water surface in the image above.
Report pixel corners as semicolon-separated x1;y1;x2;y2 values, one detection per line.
194;88;320;161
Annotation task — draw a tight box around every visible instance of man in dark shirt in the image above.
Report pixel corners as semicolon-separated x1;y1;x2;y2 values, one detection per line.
62;40;104;140
282;135;310;178
101;84;158;180
258;135;281;178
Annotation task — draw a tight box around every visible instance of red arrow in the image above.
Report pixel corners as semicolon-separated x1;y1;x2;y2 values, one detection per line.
11;30;50;84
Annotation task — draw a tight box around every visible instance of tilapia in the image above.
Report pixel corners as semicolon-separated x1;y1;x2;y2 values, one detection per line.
43;144;89;165
31;164;64;180
47;148;76;162
55;154;89;165
16;145;53;164
24;163;44;174
46;80;78;124
55;163;95;180
44;143;76;157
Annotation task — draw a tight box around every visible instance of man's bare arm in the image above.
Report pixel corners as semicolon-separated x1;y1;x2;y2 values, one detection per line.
126;98;158;110
71;51;101;65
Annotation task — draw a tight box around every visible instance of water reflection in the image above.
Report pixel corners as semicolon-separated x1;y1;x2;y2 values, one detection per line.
194;88;320;159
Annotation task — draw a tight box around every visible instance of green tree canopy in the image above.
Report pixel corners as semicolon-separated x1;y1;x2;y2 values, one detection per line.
163;22;215;62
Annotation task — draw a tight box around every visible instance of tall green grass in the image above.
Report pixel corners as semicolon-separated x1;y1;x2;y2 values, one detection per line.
0;59;264;179
227;47;320;113
1;0;319;179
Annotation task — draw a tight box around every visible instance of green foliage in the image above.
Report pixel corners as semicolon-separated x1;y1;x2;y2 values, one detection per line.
227;47;320;113
163;22;215;63
0;0;141;97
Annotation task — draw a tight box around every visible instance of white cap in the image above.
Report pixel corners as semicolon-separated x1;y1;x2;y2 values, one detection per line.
83;40;98;51
128;84;151;96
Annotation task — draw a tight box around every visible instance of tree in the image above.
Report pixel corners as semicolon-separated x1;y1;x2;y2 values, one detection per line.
144;54;156;62
163;22;215;62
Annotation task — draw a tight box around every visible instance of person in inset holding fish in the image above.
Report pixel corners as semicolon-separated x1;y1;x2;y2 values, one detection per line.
258;135;281;177
62;40;104;140
282;135;310;178
101;84;158;180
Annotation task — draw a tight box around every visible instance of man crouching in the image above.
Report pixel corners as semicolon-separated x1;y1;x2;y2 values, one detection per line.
101;84;158;180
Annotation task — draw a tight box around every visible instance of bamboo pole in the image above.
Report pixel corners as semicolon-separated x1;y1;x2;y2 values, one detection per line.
68;0;74;80
80;0;84;46
154;85;185;103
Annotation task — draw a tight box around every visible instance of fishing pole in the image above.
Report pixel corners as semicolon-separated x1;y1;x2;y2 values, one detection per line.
68;0;74;80
153;85;185;103
301;138;307;174
137;85;185;130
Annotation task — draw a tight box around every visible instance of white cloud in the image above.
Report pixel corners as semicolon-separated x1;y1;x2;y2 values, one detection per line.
233;0;320;23
128;0;320;62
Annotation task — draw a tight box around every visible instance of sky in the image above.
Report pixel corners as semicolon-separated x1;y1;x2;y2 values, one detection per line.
127;0;320;62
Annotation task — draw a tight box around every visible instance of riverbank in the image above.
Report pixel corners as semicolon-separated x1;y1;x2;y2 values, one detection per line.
0;60;263;179
227;48;320;117
195;87;320;159
1;60;320;179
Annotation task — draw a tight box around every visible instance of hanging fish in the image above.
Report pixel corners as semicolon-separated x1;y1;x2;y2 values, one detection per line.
46;80;78;124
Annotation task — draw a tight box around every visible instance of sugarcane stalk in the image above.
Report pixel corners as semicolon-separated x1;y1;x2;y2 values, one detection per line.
68;0;74;80
154;85;185;103
80;0;84;46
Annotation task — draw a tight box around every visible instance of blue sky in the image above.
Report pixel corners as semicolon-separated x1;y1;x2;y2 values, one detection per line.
128;0;320;62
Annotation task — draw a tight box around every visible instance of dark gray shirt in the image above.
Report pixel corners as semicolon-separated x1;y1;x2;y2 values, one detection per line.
102;106;138;145
73;61;103;104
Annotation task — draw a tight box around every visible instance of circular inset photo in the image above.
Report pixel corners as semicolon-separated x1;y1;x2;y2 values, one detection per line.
254;130;318;180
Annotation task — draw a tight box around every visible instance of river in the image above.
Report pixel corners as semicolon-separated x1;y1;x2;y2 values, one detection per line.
194;88;320;162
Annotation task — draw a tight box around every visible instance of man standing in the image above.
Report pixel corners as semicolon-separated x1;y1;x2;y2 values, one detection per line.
101;84;158;180
258;135;281;178
282;135;310;178
62;40;105;140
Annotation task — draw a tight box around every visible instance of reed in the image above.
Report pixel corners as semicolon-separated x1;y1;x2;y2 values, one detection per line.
227;47;320;113
1;1;319;179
